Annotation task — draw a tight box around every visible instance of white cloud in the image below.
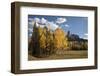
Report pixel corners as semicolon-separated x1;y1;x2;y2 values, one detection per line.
34;17;40;23
56;18;67;24
29;33;32;37
29;17;60;30
41;18;47;24
48;22;59;30
28;21;33;25
84;33;88;36
64;24;69;27
33;18;47;24
83;33;88;39
28;28;33;32
28;18;33;21
39;24;46;28
28;20;39;27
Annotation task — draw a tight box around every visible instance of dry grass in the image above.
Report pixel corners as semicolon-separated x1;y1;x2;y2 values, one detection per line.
28;50;88;61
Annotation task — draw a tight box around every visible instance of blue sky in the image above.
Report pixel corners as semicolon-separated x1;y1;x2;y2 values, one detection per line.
28;15;88;39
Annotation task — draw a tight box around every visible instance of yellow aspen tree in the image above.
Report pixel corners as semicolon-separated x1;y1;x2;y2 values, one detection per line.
54;28;68;50
38;27;46;49
44;26;54;55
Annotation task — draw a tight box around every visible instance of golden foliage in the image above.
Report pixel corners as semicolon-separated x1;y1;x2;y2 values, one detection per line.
38;27;46;49
54;28;68;49
31;22;68;57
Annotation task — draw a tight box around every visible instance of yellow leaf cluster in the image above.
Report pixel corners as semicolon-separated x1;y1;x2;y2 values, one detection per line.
38;27;46;49
32;22;68;52
54;28;68;49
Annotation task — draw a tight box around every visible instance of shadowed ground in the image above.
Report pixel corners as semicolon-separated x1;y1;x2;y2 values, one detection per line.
28;50;88;61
